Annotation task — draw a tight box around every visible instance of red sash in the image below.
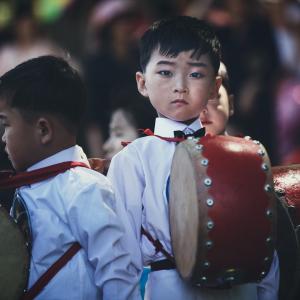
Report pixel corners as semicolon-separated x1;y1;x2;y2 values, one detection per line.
0;161;89;189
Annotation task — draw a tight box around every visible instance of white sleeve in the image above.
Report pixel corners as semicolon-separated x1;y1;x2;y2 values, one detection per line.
107;145;144;246
67;176;142;300
257;250;279;300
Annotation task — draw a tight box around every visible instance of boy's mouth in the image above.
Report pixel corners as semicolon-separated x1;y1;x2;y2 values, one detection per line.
201;120;213;125
171;99;188;105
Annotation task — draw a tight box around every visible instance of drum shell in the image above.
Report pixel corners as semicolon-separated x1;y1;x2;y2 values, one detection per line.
170;135;276;287
272;165;300;300
272;164;300;227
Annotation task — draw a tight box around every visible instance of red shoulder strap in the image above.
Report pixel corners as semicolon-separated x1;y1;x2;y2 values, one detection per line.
22;242;81;300
0;161;90;189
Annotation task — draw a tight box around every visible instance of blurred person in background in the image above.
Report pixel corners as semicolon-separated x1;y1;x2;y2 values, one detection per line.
268;0;300;164
0;2;64;76
83;0;151;157
103;108;140;161
100;88;156;174
138;0;186;20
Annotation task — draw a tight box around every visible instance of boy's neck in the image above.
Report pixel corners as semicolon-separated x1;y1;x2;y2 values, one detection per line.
158;114;199;126
178;117;199;126
29;138;77;169
27;142;78;171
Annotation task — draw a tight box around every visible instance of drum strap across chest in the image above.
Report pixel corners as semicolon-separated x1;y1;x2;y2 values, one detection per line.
22;242;81;300
141;226;175;271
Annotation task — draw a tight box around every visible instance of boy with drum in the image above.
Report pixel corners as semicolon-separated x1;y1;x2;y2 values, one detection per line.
0;56;141;299
108;16;279;299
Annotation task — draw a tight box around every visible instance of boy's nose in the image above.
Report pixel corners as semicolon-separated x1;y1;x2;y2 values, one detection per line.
174;87;188;94
173;75;188;94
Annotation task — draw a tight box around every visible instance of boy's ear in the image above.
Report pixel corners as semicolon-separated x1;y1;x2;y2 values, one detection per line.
36;117;53;145
136;71;148;98
229;94;234;116
210;76;222;99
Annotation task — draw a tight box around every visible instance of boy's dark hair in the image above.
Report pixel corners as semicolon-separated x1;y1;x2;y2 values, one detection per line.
139;16;221;74
0;55;86;133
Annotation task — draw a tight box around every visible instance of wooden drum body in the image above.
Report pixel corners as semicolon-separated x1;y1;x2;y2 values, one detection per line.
169;135;277;287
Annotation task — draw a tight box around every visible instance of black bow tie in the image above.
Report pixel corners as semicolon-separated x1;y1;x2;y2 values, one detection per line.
173;127;205;139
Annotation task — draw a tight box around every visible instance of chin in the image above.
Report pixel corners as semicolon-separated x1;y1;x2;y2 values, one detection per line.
170;115;198;123
203;126;215;135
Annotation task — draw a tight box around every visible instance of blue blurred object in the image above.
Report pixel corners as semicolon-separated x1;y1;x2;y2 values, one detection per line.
140;267;150;299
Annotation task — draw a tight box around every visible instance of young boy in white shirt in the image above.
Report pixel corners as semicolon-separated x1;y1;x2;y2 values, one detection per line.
0;55;141;300
108;16;279;300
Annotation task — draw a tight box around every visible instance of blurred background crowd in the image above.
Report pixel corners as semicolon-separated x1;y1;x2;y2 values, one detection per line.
0;0;300;168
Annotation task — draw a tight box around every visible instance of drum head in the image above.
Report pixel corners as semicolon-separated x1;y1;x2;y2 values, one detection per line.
169;142;203;278
0;206;29;300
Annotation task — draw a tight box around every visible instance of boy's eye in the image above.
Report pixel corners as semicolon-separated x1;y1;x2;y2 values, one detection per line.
158;70;172;77
190;72;203;78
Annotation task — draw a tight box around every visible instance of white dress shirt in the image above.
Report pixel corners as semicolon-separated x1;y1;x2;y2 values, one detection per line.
15;145;141;300
108;117;279;300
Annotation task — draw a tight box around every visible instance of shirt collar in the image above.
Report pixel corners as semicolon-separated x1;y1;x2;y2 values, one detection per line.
27;145;90;171
154;117;203;137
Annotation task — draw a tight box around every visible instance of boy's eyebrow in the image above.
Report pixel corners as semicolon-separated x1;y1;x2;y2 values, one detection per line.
156;61;208;68
0;114;7;120
156;60;175;66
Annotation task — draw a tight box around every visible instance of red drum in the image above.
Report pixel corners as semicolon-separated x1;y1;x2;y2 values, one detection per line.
272;164;300;227
0;206;29;299
272;165;300;300
169;135;276;287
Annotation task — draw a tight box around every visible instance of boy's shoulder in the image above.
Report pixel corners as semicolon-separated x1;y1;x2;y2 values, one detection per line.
68;166;112;189
49;165;114;198
123;135;173;153
58;166;115;207
111;135;175;166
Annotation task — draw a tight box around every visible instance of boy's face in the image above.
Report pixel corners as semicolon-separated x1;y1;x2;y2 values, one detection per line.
103;109;138;160
0;100;39;171
199;84;234;135
136;49;221;123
